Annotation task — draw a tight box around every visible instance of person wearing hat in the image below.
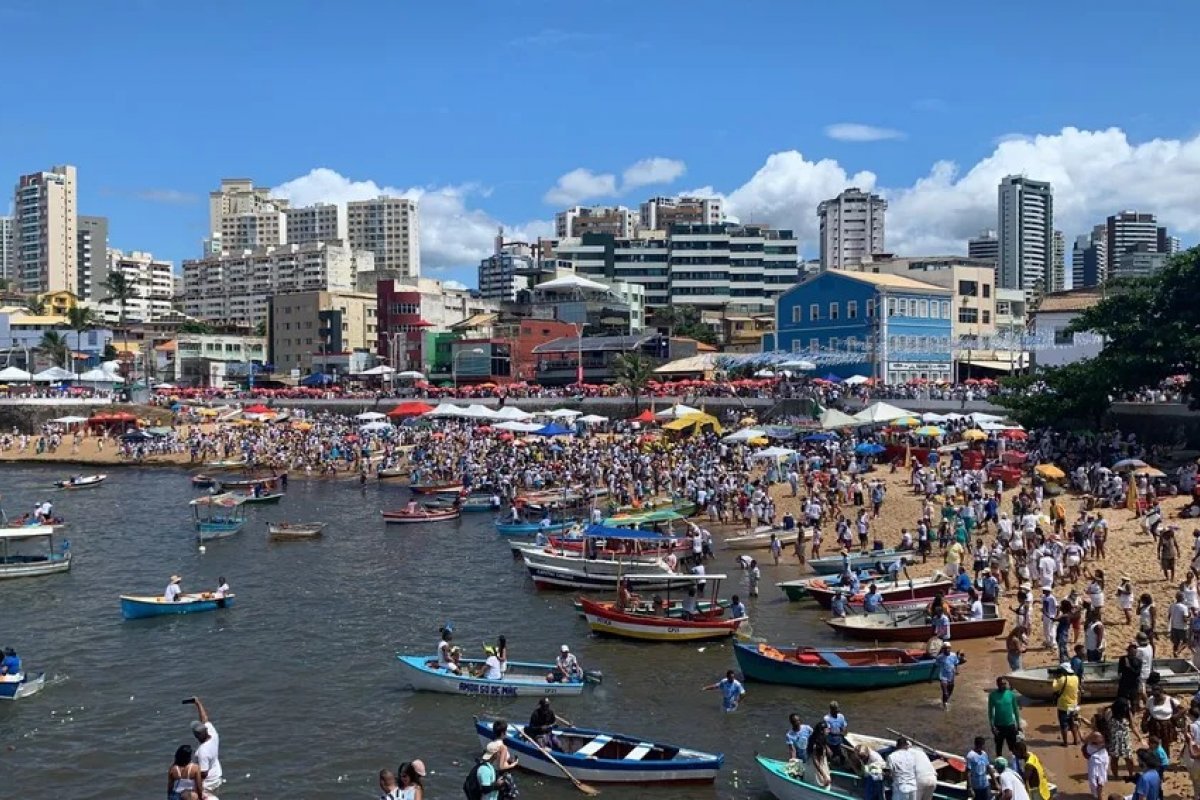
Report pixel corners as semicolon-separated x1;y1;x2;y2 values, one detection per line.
550;644;582;683
474;741;504;800
186;696;222;797
165;575;183;603
1081;731;1109;799
1052;661;1081;746
992;756;1030;800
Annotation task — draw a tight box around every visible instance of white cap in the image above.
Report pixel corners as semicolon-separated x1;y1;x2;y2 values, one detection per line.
561;644;570;653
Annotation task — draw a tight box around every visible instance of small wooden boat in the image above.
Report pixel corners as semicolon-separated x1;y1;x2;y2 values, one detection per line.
408;481;463;495
218;474;283;491
580;575;746;642
572;597;730;618
120;593;235;620
777;573;883;602
423;494;495;512
826;605;1006;642
1006;658;1200;702
757;755;898;800
808;548;903;576
839;593;969;616
191;474;216;488
0;671;45;701
268;522;326;541
377;467;411;481
734;643;937;689
525;561;678;591
722;526;781;550
805;573;953;609
0;528;71;579
495;518;579;536
396;655;594;697
204;458;247;470
381;508;461;524
191;493;247;541
53;474;106;490
476;718;724;784
240;492;284;505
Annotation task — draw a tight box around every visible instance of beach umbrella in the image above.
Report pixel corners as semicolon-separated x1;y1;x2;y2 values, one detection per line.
0;366;31;382
51;415;90;424
360;420;393;432
654;404;701;420
396;370;425;379
577;414;609;425
802;432;837;442
388;401;435;418
492;406;534;421
532;422;573;437
921;412;948;423
629;409;656;424
244;404;270;414
820;373;843;383
998;428;1027;440
722;428;767;443
1034;464;1065;480
1131;465;1166;478
1112;458;1148;472
843;375;870;386
751;446;797;460
913;425;943;437
961;429;987;442
897;417;921;427
854;443;885;455
355;411;388;421
544;408;582;418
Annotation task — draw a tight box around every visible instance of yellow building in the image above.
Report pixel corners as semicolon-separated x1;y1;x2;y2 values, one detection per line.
37;290;81;316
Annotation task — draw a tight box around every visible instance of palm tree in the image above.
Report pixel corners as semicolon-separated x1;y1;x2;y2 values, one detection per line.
65;306;96;376
23;296;46;315
101;272;135;379
613;352;656;413
37;331;70;369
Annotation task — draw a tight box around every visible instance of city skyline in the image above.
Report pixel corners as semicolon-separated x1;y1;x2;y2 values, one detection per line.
3;2;1199;291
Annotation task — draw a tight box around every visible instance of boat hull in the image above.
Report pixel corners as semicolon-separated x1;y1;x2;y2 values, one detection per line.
409;483;463;495
757;756;880;800
477;720;722;784
381;510;461;524
268;523;325;541
826;614;1005;642
120;594;235;620
1006;658;1200;702
525;563;676;591
241;493;283;505
54;474;106;490
0;672;45;700
734;643;937;688
580;598;744;642
396;656;585;697
807;550;904;576
0;553;71;579
495;519;578;536
196;522;244;541
805;577;952;609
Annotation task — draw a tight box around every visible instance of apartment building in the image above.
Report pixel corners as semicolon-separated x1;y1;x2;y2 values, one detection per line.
76;216;108;299
967;230;999;265
267;290;377;375
0;216;13;283
347;197;420;279
207;179;286;253
639;196;723;231
93;250;176;323
817;188;887;270
997;175;1053;295
555;205;638;239
285;203;346;244
13;165;78;294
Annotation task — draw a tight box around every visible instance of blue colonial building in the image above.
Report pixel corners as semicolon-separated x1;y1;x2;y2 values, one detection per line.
769;270;954;383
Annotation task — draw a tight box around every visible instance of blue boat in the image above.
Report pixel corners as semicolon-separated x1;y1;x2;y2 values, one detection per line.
120;593;236;620
396;655;595;697
475;718;723;784
494;519;579;537
0;671;45;701
190;493;247;541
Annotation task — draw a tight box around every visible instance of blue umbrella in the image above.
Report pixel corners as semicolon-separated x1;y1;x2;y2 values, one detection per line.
532;422;573;437
803;432;837;442
855;442;885;455
821;373;843;383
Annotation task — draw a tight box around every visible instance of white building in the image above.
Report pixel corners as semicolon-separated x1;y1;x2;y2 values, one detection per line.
13;165;78;294
997;175;1053;295
555;205;638;239
0;216;12;282
93;250;176;323
218;208;287;252
174;333;267;386
208;179;286;253
1030;288;1104;368
478;243;536;301
182;242;372;327
0;307;113;370
817;188;886;270
347;197;420;279
285;203;347;244
639;196;723;231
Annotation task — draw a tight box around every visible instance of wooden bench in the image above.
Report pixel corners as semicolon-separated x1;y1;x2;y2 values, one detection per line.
817;650;850;668
624;743;654;761
576;735;612;758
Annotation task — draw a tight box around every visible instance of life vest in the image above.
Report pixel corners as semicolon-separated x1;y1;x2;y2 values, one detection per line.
1024;752;1051;800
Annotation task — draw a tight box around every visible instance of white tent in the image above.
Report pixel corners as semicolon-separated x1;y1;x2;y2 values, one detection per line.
544;408;582;419
852;402;914;424
153;382;176;389
969;412;1005;425
492;406;534;421
77;368;119;383
355;411;388;421
358;364;395;376
921;412;949;423
778;359;817;371
426;403;467;418
722;427;767;443
0;366;32;382
843;375;871;386
751;446;798;460
396;370;425;379
359;420;393;432
819;409;859;430
459;404;498;420
51;415;89;424
754;369;776;378
577;414;609;425
33;366;75;382
654;404;702;419
494;420;543;433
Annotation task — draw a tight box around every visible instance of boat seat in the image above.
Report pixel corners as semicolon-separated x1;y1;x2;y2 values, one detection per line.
625;743;653;761
576;735;612;758
817;650;849;668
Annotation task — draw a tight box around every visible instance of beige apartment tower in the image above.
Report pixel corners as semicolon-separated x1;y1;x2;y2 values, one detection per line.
13;165;78;294
347;197;420;279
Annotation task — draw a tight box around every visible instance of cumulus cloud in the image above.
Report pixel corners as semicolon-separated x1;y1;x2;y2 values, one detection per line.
621;157;686;190
824;123;906;142
443;280;469;291
272;168;552;271
542;168;618;206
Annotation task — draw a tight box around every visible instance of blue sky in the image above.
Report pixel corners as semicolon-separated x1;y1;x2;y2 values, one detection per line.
3;1;1199;288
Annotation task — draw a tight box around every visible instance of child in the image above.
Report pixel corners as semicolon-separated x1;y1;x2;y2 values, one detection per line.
1116;577;1134;625
1082;731;1109;799
379;768;400;800
1147;734;1169;777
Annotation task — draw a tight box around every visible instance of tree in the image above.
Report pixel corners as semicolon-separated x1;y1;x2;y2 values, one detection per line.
101;272;135;378
23;296;45;315
65;305;96;375
177;320;213;335
649;305;718;346
613;352;656;412
37;331;71;369
995;361;1116;430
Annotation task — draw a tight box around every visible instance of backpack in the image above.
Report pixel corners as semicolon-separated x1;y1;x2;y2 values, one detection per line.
463;759;494;800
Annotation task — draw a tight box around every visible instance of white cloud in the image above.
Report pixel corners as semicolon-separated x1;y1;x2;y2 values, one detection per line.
272;168;552;271
824;123;906;142
443;280;469;291
542;168;618;206
621;157;686;191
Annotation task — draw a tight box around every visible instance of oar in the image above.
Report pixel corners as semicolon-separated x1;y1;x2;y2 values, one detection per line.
885;727;966;772
515;724;600;796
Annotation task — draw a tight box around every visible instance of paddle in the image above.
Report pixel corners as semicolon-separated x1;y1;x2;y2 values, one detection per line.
515;724;600;796
885;727;966;772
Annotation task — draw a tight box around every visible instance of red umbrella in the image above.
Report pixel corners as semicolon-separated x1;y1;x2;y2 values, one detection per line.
388;401;434;418
999;429;1027;441
244;404;270;414
629;409;656;423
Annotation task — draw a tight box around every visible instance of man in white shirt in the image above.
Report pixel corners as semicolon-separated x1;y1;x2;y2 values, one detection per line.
1037;552;1057;591
189;696;223;795
912;744;939;800
164;575;183;602
994;756;1030;800
886;739;919;800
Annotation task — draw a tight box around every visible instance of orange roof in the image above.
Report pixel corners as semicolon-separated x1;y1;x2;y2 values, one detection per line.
111;342;141;354
155;339;178;353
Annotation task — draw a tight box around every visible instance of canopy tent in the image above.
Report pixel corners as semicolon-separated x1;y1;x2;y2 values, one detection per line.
920;412;949;423
359;420;394;432
577;414;609;425
629;409;656;424
459;404;498;420
654;404;702;420
819;409;859;430
778;359;817;371
493;420;543;433
802;432;837;442
722;427;767;443
662;412;722;434
582;523;680;542
396;370;426;379
852;402;914;424
532;422;574;437
51;415;90;424
77;367;118;383
854;442;885;455
426;403;467;418
543;408;582;419
491;406;534;421
357;364;395;376
243;403;271;414
354;411;388;421
820;373;843;383
0;366;31;382
388;401;435;418
300;372;335;386
33;366;75;382
968;412;1005;425
843;375;871;386
751;446;798;460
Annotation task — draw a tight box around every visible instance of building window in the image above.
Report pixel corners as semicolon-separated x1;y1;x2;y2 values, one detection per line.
982;310;991;324
847;300;858;319
791;340;803;353
886;298;896;317
866;299;875;318
809;304;821;321
918;300;929;318
982;284;991;298
828;337;839;350
1054;328;1074;346
898;299;909;316
829;302;839;320
958;307;979;324
809;338;819;351
959;280;978;296
942;301;951;319
845;336;858;350
791;306;801;324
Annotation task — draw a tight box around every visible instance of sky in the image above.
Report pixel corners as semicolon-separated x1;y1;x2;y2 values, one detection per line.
3;1;1200;290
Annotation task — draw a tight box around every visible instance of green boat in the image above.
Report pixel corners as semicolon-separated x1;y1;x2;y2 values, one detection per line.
241;492;284;505
733;642;937;689
776;578;823;602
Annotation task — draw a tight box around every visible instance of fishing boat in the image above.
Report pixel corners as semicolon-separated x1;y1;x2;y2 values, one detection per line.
757;755;905;800
381;508;461;524
396;655;595;697
191;474;216;488
268;522;326;541
839;593;969;616
423;494;495;512
525;561;678;591
377;467;410;481
581;589;746;643
776;573;882;602
0;671;45;701
722;526;781;550
190;493;247;541
218;473;284;491
476;718;724;784
808;548;904;576
495;518;580;536
804;573;953;609
239;491;284;505
1005;658;1200;702
120;592;235;620
572;597;730;618
826;605;1006;642
602;508;691;529
203;458;247;470
734;643;937;689
0;528;71;579
53;474;106;490
408;481;463;495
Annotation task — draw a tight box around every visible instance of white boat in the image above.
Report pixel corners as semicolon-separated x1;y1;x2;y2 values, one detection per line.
524;559;678;591
520;546;666;574
723;526;781;550
396;655;593;697
53;474;106;490
0;528;71;579
1006;659;1200;702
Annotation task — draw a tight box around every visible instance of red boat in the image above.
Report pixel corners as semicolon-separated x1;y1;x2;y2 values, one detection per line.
804;574;954;609
381;508;461;524
578;596;746;642
826;607;1006;642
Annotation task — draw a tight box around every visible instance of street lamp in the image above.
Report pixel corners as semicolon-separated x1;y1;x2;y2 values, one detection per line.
452;347;486;389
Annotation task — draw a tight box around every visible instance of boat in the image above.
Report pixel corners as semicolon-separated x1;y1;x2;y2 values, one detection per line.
826;605;1006;642
1005;658;1200;702
581;592;746;642
396;655;594;697
191;474;216;488
722;526;782;550
0;528;71;579
381;508;461;524
190;493;247;541
218;473;284;491
53;474;106;490
268;522;326;541
423;494;495;512
0;672;46;701
203;458;247;470
408;481;463;495
808;549;904;576
526;561;679;591
239;492;284;505
602;508;691;529
495;518;580;536
776;573;882;602
839;593;969;615
572;597;730;618
377;467;411;481
734;643;937;689
120;592;235;620
476;718;723;784
804;573;953;609
757;755;905;800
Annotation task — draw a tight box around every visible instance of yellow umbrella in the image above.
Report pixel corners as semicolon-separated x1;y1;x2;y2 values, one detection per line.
196;408;219;417
897;417;920;427
961;429;987;441
748;436;769;446
1035;464;1065;480
914;425;943;437
291;421;313;431
1131;465;1165;478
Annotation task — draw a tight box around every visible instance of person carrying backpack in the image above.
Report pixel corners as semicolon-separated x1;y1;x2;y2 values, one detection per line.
464;740;503;800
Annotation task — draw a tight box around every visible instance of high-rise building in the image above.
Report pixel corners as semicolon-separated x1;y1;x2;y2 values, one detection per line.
996;175;1053;295
1159;232;1181;255
218;208;287;252
1105;211;1160;276
967;230;999;264
93;249;176;323
285;203;347;244
0;216;14;283
1049;229;1066;293
13;165;78;294
479;242;536;302
555;205;638;239
639;196;723;231
1071;230;1108;290
346;197;420;279
76;216;108;300
817;188;887;270
208;178;286;252
1112;244;1168;280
